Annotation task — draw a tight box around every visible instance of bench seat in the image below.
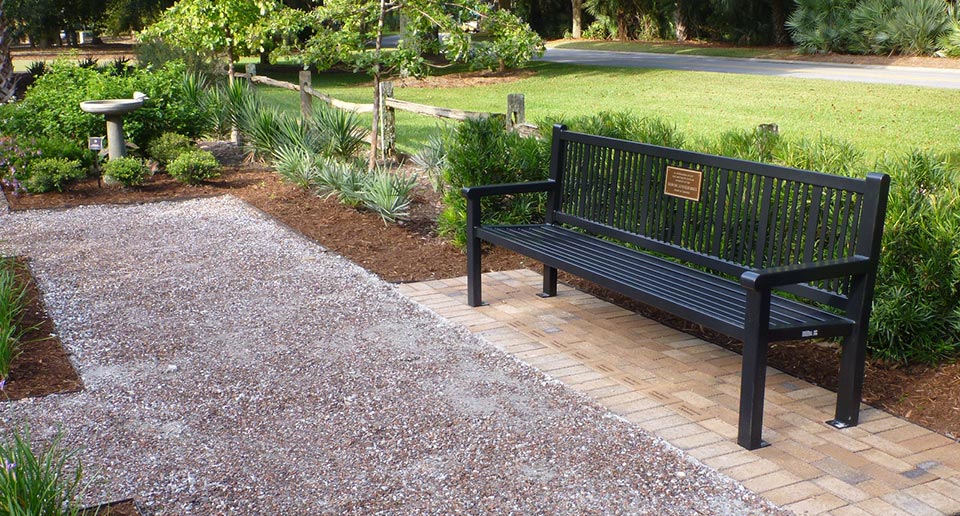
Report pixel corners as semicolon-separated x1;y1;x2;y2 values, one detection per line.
479;224;855;342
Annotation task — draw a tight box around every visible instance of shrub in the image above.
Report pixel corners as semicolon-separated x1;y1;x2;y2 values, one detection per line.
167;150;219;185
316;158;367;207
787;0;858;53
411;125;453;192
103;156;148;187
21;157;85;193
706;126;783;163
582;15;616;40
273;144;321;189
439;117;549;246
886;0;952;55
544;111;685;148
772;134;866;177
26;61;47;79
312;104;368;159
362;168;418;224
869;151;960;363
147;132;194;165
0;60;209;149
0;427;87;516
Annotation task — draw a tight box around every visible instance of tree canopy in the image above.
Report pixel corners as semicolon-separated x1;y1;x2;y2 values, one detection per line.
275;0;544;168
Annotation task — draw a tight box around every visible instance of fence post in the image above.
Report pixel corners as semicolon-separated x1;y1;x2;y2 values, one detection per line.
380;81;396;158
299;70;313;121
506;93;525;130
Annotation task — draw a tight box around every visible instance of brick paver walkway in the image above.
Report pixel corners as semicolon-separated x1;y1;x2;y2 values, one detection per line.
399;270;960;516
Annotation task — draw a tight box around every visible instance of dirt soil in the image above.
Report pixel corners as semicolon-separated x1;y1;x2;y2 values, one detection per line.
3;142;958;441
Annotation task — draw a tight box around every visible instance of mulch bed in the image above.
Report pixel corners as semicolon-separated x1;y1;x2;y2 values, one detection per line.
3;149;958;442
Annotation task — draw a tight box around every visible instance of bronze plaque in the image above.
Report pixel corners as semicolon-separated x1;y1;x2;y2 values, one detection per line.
664;166;703;201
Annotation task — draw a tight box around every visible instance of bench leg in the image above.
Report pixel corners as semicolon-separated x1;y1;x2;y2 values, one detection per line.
465;195;486;307
466;234;484;307
829;330;866;429
739;289;771;450
539;266;558;298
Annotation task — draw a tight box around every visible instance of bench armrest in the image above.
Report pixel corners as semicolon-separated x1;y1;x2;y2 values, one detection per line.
462;180;558;201
740;256;872;291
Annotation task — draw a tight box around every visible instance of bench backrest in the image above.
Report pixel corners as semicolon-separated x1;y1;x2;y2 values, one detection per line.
546;125;889;309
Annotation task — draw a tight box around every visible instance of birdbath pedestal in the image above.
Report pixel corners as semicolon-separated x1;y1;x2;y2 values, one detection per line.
79;99;144;160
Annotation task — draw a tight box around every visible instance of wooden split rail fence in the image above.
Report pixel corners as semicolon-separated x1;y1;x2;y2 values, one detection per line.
240;64;537;156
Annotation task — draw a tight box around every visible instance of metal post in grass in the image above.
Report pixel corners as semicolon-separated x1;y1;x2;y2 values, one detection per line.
380;81;396;158
299;70;312;121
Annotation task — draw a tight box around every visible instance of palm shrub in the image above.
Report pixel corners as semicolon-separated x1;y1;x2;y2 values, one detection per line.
849;0;898;54
869;152;960;363
317;158;367;208
787;0;858;53
311;104;368;160
0;427;87;516
886;0;952;55
167;150;219;185
362;168;418;224
273;145;322;189
411;125;454;192
439;116;549;247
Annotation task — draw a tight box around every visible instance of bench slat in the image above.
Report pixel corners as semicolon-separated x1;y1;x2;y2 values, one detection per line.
479;225;854;341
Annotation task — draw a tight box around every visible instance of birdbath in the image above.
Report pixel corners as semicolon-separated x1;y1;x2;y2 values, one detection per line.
79;98;144;159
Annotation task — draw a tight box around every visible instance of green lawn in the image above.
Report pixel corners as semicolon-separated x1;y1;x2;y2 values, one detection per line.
255;62;959;163
548;39;796;59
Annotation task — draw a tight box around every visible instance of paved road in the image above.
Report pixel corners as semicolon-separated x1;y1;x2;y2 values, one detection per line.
540;47;960;89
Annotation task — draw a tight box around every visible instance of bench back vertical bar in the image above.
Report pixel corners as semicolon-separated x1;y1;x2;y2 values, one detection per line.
832;172;891;427
466;191;484;307
541;125;568;297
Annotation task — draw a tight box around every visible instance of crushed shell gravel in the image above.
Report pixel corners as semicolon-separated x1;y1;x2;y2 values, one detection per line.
0;196;790;515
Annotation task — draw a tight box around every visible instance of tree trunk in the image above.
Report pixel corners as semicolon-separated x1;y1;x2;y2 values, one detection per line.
0;7;16;103
674;1;688;41
571;0;582;38
369;0;387;171
770;0;789;45
616;9;629;42
227;44;240;146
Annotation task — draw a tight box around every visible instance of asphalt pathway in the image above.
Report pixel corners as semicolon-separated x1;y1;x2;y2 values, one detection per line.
540;47;960;89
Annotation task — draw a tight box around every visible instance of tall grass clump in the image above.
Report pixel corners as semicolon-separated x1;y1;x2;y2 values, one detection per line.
0;427;88;515
0;260;30;390
869;152;960;363
439;116;549;247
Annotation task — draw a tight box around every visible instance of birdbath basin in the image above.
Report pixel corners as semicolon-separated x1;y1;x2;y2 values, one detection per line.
80;98;145;159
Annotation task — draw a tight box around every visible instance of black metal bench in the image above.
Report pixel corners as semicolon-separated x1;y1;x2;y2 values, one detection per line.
463;125;890;450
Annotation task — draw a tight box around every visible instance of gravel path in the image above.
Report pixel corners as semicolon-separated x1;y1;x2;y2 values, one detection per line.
0;196;788;515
